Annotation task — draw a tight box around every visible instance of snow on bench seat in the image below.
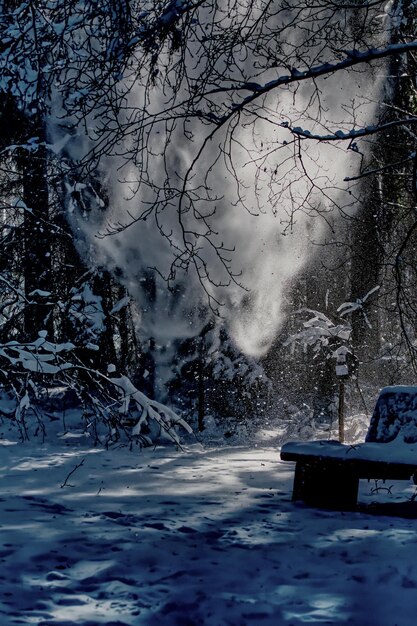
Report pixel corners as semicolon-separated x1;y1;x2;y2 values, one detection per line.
281;439;417;468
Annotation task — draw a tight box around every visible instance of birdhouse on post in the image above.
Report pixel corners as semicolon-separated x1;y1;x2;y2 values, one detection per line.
334;346;351;443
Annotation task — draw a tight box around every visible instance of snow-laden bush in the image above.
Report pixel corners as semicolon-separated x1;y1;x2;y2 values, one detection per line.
284;308;352;363
0;332;191;446
107;368;192;446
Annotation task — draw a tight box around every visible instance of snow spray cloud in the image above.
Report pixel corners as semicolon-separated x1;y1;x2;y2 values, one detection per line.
61;1;390;357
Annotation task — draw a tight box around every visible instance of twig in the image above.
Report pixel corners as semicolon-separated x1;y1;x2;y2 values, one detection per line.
60;458;85;488
370;479;393;495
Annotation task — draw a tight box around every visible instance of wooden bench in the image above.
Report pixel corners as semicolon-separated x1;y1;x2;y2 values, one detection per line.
280;386;417;510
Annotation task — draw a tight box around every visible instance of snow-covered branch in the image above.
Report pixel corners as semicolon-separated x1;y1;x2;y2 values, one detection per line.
337;286;380;329
0;334;192;446
214;42;417;114
284;309;351;355
281;119;417;143
108;372;193;445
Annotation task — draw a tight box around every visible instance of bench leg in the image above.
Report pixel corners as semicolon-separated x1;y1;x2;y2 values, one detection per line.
292;461;359;511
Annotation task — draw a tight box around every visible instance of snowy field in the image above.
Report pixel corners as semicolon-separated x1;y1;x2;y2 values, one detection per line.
2;431;417;626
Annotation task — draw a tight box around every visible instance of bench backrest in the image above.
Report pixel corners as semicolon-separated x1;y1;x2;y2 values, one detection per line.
366;386;417;443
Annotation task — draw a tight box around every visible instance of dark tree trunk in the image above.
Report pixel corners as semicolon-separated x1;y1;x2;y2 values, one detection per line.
349;192;382;355
20;116;53;339
91;269;117;369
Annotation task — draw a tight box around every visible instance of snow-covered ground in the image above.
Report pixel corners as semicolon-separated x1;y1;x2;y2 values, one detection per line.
2;419;417;626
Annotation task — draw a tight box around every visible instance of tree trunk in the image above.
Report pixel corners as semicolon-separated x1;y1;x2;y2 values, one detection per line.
20;116;53;339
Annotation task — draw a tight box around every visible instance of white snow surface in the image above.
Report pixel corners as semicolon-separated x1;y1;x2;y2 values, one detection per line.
282;439;417;465
1;425;417;624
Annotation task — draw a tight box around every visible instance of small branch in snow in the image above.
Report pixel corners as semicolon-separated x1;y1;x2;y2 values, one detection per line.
60;458;85;488
370;479;393;496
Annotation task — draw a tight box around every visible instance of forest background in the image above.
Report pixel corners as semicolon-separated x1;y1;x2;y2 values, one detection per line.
1;0;417;444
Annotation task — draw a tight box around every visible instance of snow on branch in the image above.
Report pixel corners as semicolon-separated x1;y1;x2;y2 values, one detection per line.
0;334;191;446
108;370;192;445
214;41;417;115
0;332;76;374
284;308;351;355
282;119;417;145
337;286;380;329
